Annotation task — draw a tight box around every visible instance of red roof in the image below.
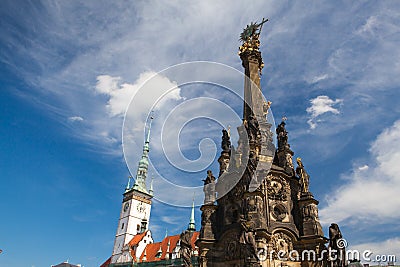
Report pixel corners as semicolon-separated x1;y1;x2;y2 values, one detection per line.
138;231;199;263
128;230;148;247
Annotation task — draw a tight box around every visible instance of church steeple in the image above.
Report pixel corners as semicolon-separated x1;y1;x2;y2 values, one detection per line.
131;116;153;194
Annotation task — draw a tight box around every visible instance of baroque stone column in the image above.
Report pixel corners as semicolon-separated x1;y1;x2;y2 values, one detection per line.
197;204;217;267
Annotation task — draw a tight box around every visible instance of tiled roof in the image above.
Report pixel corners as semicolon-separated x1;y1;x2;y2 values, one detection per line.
128;230;148;247
137;231;199;263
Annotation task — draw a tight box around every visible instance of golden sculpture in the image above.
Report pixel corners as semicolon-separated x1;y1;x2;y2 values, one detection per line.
296;157;310;193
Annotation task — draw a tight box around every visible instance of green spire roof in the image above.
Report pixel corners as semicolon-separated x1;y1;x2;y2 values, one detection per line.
130;116;153;194
188;198;196;231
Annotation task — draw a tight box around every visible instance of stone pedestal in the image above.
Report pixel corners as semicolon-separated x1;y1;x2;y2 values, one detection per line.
298;192;328;267
197;204;217;266
298;192;323;237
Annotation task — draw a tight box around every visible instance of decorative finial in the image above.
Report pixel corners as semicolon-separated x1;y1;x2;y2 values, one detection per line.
282;116;287;122
227;125;231;137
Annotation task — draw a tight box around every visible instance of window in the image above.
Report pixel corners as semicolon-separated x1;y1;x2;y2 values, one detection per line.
140;220;147;233
121;223;125;229
137;224;140;231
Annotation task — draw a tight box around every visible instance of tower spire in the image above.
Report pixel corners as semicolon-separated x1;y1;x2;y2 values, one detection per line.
132;115;153;194
188;197;196;232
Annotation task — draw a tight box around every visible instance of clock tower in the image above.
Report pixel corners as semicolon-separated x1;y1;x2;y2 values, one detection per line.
110;118;154;264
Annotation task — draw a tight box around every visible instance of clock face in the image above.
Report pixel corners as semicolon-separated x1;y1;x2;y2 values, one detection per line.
123;203;129;212
137;203;145;213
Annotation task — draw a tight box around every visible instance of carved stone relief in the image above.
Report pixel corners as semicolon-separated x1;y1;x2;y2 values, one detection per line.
266;175;289;201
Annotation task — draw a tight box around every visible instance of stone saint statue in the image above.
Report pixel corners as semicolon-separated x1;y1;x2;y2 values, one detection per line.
202;170;216;204
246;115;260;142
180;230;193;267
239;217;259;260
296;157;310;193
276;120;288;149
221;129;231;152
329;223;346;267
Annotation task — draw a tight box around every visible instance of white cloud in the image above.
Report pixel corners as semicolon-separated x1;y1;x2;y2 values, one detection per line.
319;119;400;225
95;75;121;95
68;116;83;122
349;237;400;263
358;165;369;171
95;72;183;117
306;95;343;129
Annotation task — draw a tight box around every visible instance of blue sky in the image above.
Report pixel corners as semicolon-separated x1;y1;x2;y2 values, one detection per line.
1;1;400;266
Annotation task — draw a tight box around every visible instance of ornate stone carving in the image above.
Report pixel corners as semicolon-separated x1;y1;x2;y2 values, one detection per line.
271;203;287;221
302;203;319;220
245;194;264;216
180;230;193;267
239;218;259;260
224;203;241;225
270;232;293;258
266;175;289;201
201;209;213;225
